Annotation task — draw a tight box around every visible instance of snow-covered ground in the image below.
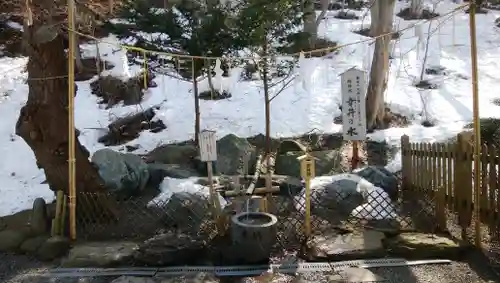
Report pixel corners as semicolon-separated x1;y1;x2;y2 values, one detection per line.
1;2;499;217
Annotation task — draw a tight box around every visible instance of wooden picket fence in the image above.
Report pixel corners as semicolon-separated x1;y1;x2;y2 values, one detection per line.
401;133;500;248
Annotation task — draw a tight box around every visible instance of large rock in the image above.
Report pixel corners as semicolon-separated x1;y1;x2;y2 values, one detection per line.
30;198;49;235
295;173;397;222
147;163;199;189
134;232;208;266
145;144;198;165
304;229;386;261
382;232;466;259
158;192;213;233
0;229;31;252
36;236;70;261
294;174;365;221
91;149;150;197
275;150;343;177
20;235;49;254
214;134;257;175
353;166;398;201
61;241;138;267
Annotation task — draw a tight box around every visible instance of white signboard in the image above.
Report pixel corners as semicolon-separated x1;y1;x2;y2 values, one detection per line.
340;67;367;140
199;130;217;161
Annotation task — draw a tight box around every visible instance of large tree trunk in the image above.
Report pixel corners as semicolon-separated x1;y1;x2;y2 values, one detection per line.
369;0;379;36
365;0;396;131
16;1;105;194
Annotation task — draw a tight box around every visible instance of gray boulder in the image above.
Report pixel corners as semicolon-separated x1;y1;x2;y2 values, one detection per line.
214;134;257;175
31;198;49;235
91;149;149;197
158;192;212;233
134;232;207;266
294;174;365;222
353;166;398;201
36;236;70;261
0;229;30;252
145;144;198;164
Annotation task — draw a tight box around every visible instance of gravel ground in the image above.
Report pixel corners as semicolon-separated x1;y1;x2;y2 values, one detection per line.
2;252;499;283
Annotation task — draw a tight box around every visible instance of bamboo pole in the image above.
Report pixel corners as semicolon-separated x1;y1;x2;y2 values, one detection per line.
68;0;77;241
468;1;482;248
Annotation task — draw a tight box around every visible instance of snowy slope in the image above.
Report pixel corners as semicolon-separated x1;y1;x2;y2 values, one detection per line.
1;2;499;216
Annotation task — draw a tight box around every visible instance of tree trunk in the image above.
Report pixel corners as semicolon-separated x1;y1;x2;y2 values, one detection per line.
365;0;395;131
410;0;423;18
315;0;329;31
369;0;379;37
303;0;317;48
16;1;105;194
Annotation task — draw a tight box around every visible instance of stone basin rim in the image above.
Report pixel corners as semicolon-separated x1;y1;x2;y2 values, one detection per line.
231;212;278;228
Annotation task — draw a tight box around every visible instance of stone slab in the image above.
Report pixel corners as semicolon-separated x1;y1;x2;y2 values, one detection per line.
61;241;138;267
382;232;468;260
304;230;386;261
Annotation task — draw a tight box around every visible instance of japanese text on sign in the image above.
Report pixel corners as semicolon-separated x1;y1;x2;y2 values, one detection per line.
199;130;217;161
305;162;312;178
340;67;367;140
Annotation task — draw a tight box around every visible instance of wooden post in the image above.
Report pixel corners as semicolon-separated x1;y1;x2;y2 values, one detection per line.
67;0;77;241
143;51;148;90
299;153;316;237
198;130;224;234
206;161;220;213
351;141;359;171
401;135;411;190
468;1;482;248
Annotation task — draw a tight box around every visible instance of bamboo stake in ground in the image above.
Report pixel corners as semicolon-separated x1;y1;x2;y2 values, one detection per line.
352;141;360;171
67;0;77;241
468;2;482;248
198;130;224;233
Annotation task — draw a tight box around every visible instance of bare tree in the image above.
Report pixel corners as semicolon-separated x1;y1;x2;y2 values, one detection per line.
365;0;396;130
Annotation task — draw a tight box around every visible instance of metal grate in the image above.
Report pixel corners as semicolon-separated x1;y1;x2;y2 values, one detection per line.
43;258;451;277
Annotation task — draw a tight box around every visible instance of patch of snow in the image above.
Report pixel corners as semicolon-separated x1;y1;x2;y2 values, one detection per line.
6;21;23;31
147;177;227;208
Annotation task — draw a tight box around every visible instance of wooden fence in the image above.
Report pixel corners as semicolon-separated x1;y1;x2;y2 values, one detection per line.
401;134;500;247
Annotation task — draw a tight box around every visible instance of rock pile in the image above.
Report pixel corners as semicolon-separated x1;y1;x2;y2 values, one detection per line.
0;198;70;261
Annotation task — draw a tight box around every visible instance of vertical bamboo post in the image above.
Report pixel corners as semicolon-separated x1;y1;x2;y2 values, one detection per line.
299;153;315;237
67;0;77;241
143;50;148;90
468;1;482;248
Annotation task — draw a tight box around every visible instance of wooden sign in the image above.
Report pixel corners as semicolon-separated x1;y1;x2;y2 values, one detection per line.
298;154;316;179
199;130;217;162
340;67;367;141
